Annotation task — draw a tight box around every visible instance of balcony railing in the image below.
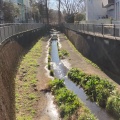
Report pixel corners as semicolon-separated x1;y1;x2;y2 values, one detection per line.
64;23;120;40
0;23;45;44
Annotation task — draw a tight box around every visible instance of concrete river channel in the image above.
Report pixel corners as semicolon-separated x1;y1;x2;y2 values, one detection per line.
50;30;116;120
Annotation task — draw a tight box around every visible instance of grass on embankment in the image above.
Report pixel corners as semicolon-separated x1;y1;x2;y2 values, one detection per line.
15;39;42;120
64;36;100;69
68;68;120;119
49;78;97;120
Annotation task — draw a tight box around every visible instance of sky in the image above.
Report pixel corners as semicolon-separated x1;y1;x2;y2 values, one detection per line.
49;0;58;10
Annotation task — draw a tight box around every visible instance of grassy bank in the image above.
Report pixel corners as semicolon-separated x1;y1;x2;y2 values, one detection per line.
64;36;100;69
15;39;42;120
68;68;120;119
49;78;97;120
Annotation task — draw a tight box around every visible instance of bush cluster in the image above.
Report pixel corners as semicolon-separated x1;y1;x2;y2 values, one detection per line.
106;91;120;118
68;68;120;118
49;78;97;120
59;49;69;59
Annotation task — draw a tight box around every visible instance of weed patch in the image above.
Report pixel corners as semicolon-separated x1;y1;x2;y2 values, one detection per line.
68;68;120;119
106;91;120;118
59;49;69;59
15;39;42;120
49;78;97;120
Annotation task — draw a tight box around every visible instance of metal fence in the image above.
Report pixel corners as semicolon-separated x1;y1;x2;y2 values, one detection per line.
64;23;120;39
0;23;45;44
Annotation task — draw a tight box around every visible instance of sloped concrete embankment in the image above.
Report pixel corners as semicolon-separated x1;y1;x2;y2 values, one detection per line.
64;29;120;83
0;29;45;120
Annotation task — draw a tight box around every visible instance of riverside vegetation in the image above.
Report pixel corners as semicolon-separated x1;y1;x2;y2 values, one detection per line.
48;45;54;76
49;78;97;120
48;39;97;120
59;49;69;59
15;39;42;120
68;68;120;119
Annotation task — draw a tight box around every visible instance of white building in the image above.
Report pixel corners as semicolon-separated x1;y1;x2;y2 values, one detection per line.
102;0;120;21
86;0;120;22
115;0;120;20
102;0;115;19
86;0;107;21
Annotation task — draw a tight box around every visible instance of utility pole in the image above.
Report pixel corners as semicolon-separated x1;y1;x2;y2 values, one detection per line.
45;0;49;24
58;0;61;24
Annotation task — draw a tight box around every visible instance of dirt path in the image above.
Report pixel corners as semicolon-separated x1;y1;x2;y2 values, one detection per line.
59;33;119;88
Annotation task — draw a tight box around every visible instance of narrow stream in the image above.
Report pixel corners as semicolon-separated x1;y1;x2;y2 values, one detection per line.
51;36;116;120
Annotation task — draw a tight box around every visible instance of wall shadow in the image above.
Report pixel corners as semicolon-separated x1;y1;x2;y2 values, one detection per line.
0;27;46;120
63;28;120;85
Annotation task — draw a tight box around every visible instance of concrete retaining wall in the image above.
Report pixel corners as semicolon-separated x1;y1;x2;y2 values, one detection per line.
0;28;45;120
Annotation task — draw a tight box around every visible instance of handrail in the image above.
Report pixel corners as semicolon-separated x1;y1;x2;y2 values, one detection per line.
0;23;45;44
63;23;120;40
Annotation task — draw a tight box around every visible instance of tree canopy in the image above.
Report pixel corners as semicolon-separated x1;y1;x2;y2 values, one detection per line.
2;1;19;23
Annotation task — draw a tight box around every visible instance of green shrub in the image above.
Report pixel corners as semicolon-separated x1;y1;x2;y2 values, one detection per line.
59;49;69;59
68;68;85;84
51;81;80;118
49;78;96;120
68;68;115;108
106;92;120;118
49;79;65;91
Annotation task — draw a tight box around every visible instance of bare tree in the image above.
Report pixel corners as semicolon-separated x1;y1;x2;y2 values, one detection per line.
49;9;58;23
60;0;85;14
30;0;49;23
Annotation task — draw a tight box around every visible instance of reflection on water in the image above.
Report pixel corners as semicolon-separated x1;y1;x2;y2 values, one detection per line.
51;38;115;120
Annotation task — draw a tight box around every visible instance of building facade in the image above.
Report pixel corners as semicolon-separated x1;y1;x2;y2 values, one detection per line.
102;0;120;21
115;0;120;20
86;0;107;21
102;0;115;19
86;0;120;22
